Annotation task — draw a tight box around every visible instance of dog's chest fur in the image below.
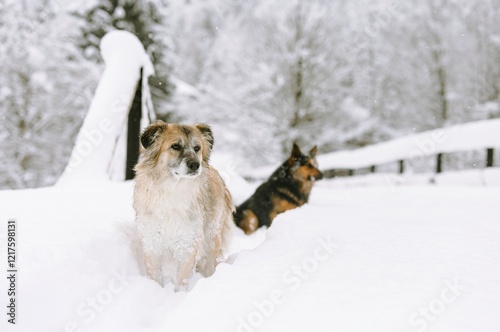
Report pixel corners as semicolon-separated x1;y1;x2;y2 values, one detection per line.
135;174;207;252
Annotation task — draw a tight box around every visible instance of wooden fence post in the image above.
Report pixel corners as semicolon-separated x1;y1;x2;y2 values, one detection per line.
125;67;143;180
398;160;405;174
436;153;443;174
486;148;494;167
370;165;376;173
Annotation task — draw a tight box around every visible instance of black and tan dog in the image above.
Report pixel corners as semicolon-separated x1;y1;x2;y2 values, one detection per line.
234;143;323;234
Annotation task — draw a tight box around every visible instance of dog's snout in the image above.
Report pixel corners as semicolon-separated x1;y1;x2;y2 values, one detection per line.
187;160;200;172
316;171;324;180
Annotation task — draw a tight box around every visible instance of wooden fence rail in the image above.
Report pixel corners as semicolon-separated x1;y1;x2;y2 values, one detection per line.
334;147;495;178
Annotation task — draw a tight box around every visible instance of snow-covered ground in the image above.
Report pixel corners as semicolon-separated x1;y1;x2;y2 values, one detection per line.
1;175;500;332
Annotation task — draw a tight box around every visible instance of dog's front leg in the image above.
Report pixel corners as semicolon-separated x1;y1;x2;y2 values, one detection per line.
200;255;217;278
143;250;163;285
137;219;164;285
199;233;221;277
174;246;198;290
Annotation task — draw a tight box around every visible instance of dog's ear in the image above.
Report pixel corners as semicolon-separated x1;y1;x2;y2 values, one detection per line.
195;123;214;162
309;145;318;158
291;142;302;159
141;121;166;149
195;123;214;149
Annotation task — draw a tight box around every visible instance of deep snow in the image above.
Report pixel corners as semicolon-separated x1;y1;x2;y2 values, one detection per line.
1;175;499;332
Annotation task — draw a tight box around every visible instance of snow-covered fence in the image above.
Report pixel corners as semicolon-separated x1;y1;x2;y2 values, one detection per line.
243;119;500;180
58;31;155;185
317;119;500;177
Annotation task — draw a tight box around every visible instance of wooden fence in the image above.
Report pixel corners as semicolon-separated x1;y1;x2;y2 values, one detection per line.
243;119;500;181
316;119;500;178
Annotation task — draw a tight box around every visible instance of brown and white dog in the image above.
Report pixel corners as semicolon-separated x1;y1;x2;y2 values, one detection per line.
133;121;234;288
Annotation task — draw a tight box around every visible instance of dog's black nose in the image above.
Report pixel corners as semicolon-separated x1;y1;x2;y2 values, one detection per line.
317;172;324;180
187;160;200;172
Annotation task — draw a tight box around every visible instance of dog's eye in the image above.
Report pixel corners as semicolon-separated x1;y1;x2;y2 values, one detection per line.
194;146;201;152
171;143;182;151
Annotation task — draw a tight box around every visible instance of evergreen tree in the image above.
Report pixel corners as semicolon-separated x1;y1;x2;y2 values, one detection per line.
74;0;176;118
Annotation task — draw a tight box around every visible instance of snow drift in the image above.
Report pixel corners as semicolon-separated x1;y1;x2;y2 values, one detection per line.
1;177;499;332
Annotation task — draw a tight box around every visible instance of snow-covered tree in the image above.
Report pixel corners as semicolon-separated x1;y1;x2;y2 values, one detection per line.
192;0;500;167
195;0;360;165
460;0;500;120
74;0;176;118
167;0;227;86
0;0;99;189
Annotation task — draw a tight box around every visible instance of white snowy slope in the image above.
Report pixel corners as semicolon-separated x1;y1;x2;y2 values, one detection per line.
1;179;499;332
